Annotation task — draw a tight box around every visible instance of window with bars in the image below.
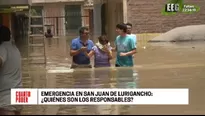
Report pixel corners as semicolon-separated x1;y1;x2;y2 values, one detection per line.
65;5;82;33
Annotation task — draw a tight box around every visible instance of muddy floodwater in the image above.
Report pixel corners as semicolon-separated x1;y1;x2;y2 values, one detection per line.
16;37;205;115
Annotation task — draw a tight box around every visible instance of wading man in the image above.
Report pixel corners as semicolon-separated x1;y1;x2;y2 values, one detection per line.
126;22;137;58
70;27;94;68
114;23;137;67
126;23;137;49
113;23;138;89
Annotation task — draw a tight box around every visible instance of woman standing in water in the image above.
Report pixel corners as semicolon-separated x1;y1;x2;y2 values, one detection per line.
0;25;22;115
85;35;113;68
86;36;114;115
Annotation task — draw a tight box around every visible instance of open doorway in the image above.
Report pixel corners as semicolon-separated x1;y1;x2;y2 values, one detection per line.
100;0;124;41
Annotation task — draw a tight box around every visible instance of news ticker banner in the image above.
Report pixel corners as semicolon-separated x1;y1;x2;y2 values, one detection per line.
11;89;189;105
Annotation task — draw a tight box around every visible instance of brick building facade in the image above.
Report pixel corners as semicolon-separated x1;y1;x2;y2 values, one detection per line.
127;0;205;34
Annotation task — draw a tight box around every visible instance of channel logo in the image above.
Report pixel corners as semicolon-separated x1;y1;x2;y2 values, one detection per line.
11;89;38;105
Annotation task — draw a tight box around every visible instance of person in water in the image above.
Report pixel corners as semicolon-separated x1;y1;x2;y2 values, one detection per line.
70;27;94;68
113;23;137;67
85;35;113;68
45;28;53;38
126;23;137;46
0;25;22;115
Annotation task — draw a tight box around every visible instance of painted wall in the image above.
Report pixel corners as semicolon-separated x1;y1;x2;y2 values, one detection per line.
0;13;10;29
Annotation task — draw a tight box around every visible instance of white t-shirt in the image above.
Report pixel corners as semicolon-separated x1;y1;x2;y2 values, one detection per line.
128;34;137;48
0;41;22;111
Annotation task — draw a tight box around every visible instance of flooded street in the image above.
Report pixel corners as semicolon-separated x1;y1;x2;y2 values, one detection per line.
17;36;205;115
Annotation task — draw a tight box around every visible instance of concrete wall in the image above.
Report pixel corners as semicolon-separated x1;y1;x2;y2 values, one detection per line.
93;3;102;40
0;0;31;5
127;0;205;34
